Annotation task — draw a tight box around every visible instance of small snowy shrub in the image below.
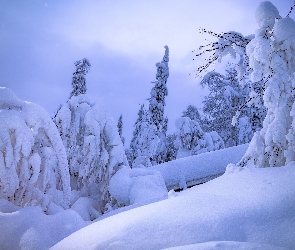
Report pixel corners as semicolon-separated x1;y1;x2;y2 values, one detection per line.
175;117;224;158
0;87;71;210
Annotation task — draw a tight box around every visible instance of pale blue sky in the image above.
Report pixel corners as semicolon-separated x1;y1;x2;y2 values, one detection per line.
0;0;293;143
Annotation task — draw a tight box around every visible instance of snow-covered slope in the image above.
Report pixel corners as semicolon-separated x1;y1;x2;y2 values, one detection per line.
52;163;295;250
151;143;248;190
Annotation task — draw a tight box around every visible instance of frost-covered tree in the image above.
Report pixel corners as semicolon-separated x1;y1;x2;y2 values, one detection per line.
0;87;71;211
70;58;91;98
54;94;126;213
127;104;145;166
237;2;295;167
149;45;169;131
117;114;125;145
182;104;201;121
200;67;250;147
131;109;159;168
164;134;178;162
148;46;170;164
175;117;224;158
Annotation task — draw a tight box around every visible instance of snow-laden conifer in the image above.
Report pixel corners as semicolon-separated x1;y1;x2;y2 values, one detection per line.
70;58;91;98
182;105;201;121
0;87;71;210
175;117;224;158
131;108;159;168
149;45;169;131
117;114;125;145
238;2;295;167
54;94;126;212
127;104;145;166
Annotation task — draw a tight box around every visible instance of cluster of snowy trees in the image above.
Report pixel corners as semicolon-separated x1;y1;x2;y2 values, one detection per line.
1;1;294;220
195;1;295;168
0;59;127;217
197;66;266;147
127;46;170;167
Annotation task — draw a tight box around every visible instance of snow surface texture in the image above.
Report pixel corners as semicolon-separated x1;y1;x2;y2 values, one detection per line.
52;162;295;250
0;87;70;210
0;200;88;250
151;143;248;190
54;94;127;213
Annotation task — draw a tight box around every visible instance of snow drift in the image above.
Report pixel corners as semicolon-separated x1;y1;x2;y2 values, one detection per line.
52;162;295;250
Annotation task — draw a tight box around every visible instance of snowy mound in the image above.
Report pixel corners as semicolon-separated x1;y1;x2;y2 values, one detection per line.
52;163;295;249
109;166;167;206
151;143;248;190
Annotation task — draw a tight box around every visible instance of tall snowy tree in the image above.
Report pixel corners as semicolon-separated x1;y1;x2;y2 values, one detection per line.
130;108;159;168
127;104;145;166
237;2;295;167
0;88;71;211
70;58;91;98
148;46;170;164
149;45;169;131
54;96;126;213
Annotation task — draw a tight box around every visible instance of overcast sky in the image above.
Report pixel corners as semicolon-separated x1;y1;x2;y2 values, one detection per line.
0;0;293;144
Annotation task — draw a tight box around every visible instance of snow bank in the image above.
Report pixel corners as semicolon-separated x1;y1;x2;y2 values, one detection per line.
52;162;295;250
163;241;285;250
150;143;248;190
109;166;167;206
0;200;88;250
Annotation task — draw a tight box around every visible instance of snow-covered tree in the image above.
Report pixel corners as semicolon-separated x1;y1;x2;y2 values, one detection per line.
127;104;145;166
70;58;91;98
130;108;159;168
175;117;224;158
0;87;71;211
54;94;126;213
148;46;170;164
200;67;249;147
164;134;178;162
182;104;201;121
237;2;295;167
117;114;125;145
149;45;169;131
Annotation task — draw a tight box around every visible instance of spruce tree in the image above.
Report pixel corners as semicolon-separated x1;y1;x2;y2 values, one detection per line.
70;58;91;98
149;46;169;131
148;46;170;164
117;114;125;145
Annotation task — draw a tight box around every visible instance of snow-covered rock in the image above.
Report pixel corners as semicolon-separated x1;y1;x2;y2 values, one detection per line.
109;166;168;206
